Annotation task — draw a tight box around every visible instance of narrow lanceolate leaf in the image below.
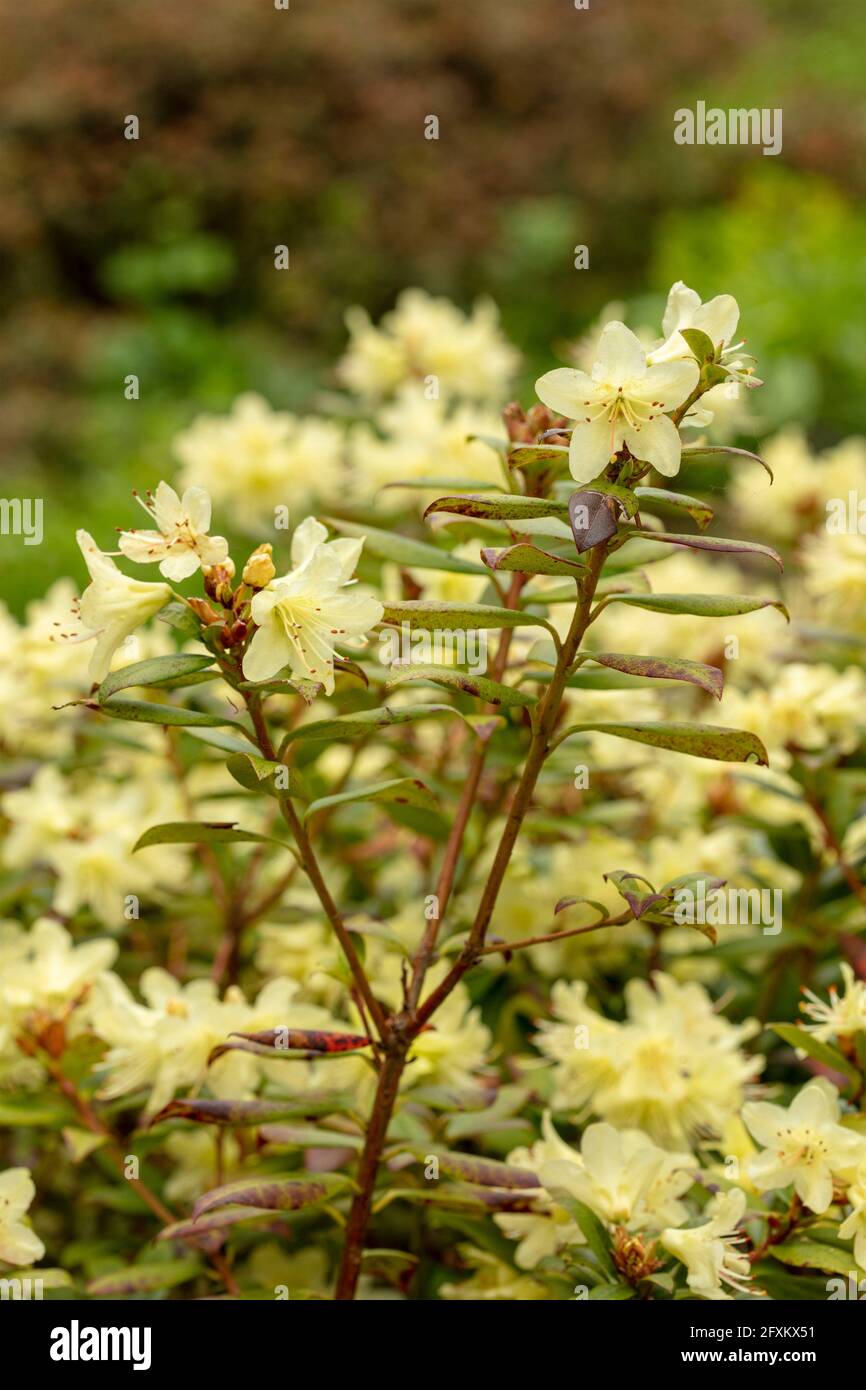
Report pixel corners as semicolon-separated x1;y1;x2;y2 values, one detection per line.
87;1259;201;1296
423;494;569;522
415;1150;540;1189
622;527;783;571
681;444;773;482
381;600;556;636
96;699;235;727
302;776;439;823
385;664;536;708
279;704;468;745
157;1207;275;1242
481;544;587;578
148;1094;357;1128
98;654;216;703
558;721;769;765
228;1029;371;1055
133;821;293;852
582;652;724;700
598;592;789;621
634;487;714;530
768;1243;861;1279
192;1174;345;1221
322;517;489;575
770;1024;861;1087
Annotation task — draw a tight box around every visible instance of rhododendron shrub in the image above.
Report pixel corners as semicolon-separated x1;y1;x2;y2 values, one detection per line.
3;287;866;1303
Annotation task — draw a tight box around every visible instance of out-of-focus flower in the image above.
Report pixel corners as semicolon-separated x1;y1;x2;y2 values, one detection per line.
75;531;172;682
661;1188;754;1300
743;1079;866;1213
535;321;698;483
0;918;116;1041
173;393;345;529
537;974;762;1149
348;386;505;496
118;482;228;581
243;518;383;691
801;530;866;638
338;289;519;403
838;1160;866;1270
719;664;866;770
801;964;866;1043
540;1120;694;1231
439;1246;550;1300
0;1167;45;1267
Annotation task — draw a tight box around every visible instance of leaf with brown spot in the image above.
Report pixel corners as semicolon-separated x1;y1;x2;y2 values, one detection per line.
582;652;724;700
481;544;587;578
192;1173;348;1221
148;1094;357;1128
385;664;536;709
557;720;769;765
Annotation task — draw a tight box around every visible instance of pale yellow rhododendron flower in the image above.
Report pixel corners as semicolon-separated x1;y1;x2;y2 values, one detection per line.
537;975;762;1149
540;1119;694;1231
0;918;116;1034
535;320;698;484
742;1079;866;1213
89;969;341;1118
75;531;172;682
719;664;866;770
801;530;866;638
649;281;759;397
338;288;519;403
348;387;505;496
661;1187;754;1301
439;1246;550;1301
800;963;866;1044
243;517;383;691
173;393;345;529
838;1160;866;1271
0;1167;45;1267
118;482;229;581
493;1114;585;1269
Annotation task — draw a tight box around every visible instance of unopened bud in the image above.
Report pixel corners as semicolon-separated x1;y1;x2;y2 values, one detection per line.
188;597;223;627
203;559;236;606
243;543;276;589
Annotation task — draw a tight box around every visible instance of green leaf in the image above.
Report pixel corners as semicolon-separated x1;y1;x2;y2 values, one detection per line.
558;720;769;765
580;652;723;699
769;1242;862;1278
598;592;789;621
302;776;439;823
183;727;257;755
381;600;555;636
481;544;586;578
634;487;713;531
411;1150;539;1189
98;654;215;703
507;443;570;477
547;1192;615;1276
770;1023;861;1087
423;494;570;523
98;699;235;728
133;821;293;852
385;664;536;708
87;1258;201;1296
226;752;308;800
323;517;489;575
279;703;475;745
622;527;783;571
681;444;773;482
680;326;717;363
157;1206;276;1242
192;1174;348;1221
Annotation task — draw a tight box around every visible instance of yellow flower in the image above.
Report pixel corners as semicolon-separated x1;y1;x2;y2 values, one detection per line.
0;1167;45;1267
661;1188;754;1300
801;963;866;1044
243;518;383;692
75;531;172;681
118;482;228;581
539;1119;694;1231
743;1079;866;1213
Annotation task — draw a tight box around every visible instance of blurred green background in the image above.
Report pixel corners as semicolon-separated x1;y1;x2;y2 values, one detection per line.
2;0;865;611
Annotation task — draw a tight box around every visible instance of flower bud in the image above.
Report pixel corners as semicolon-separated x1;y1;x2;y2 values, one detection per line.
242;543;276;590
